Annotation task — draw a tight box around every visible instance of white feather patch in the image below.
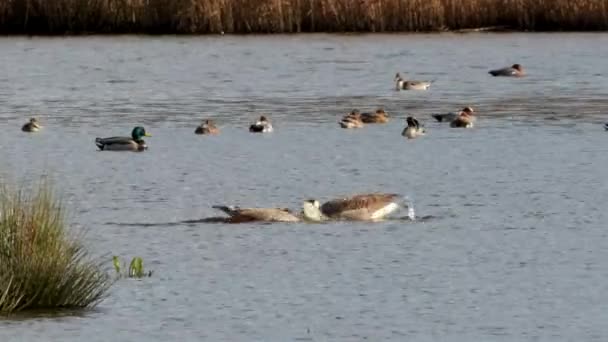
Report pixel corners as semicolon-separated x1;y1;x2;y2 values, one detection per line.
371;202;399;220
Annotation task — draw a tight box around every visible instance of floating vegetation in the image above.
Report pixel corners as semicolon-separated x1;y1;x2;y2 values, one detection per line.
112;256;153;278
0;0;606;34
0;181;111;313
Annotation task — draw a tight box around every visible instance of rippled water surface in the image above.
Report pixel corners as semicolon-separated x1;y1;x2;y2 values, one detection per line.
1;33;608;341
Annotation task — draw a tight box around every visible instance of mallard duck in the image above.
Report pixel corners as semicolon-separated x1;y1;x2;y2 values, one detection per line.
450;111;476;128
195;119;219;135
432;106;474;122
489;64;525;77
21;118;42;132
402;117;426;139
95;126;151;151
361;109;389;124
212;205;300;223
249;115;273;133
339;110;364;129
302;193;414;222
394;73;433;90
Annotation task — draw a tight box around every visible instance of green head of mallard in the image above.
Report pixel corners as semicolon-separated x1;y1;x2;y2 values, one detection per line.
131;126;151;142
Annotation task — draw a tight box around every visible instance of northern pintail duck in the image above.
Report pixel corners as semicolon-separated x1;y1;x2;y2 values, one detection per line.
402;117;426;139
249;115;273;133
450;111;476;128
394;73;433;90
95;126;151;151
302;193;414;222
489;64;525;77
21;118;42;132
432;106;474;122
339;110;364;129
360;109;389;124
195;119;219;135
213;205;300;223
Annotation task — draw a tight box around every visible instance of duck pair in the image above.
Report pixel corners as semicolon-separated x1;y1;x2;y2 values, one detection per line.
339;109;389;128
432;107;476;128
394;64;524;91
213;193;414;223
194;116;273;134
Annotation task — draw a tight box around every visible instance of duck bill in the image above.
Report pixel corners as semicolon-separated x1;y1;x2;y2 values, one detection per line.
144;133;152;137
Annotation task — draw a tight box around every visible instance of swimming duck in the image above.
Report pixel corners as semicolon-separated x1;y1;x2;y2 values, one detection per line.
361;109;389;124
432;106;474;122
302;193;414;222
213;205;300;223
249;115;273;133
95;126;151;151
339;110;364;129
604;123;608;131
394;73;433;90
21;118;42;132
195;119;219;135
402;117;426;139
450;111;476;128
489;64;525;77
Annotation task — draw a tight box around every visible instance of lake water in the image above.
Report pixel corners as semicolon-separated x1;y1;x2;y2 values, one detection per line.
1;33;608;341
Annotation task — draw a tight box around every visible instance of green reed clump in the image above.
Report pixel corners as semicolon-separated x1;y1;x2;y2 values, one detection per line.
0;0;607;34
0;182;110;313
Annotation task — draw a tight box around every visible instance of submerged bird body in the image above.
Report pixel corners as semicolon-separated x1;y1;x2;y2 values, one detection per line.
394;73;432;90
22;118;42;132
95;126;151;151
249;115;273;133
402;117;426;139
339;110;364;129
360;109;389;124
489;64;525;77
195;119;219;135
213;205;300;223
450;111;476;128
433;106;474;123
303;193;409;222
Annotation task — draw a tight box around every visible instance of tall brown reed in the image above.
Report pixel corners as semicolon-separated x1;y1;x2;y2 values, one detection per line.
0;181;110;313
0;0;606;34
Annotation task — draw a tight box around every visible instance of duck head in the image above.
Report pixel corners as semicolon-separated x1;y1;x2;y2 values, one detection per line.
131;126;151;141
512;64;523;71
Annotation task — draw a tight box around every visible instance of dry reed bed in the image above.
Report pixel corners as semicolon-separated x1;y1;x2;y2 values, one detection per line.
0;0;607;34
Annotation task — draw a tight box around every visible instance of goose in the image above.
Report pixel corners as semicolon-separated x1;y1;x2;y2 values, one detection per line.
213;205;300;223
394;73;433;90
249;115;273;133
95;126;151;151
432;106;475;122
489;64;525;77
339;110;364;129
402;117;426;139
22;118;42;132
360;109;389;123
195;119;219;135
302;193;414;222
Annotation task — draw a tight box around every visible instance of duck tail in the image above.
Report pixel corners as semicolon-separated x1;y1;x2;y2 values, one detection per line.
212;205;237;215
95;138;104;150
431;114;443;122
